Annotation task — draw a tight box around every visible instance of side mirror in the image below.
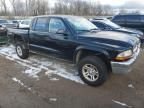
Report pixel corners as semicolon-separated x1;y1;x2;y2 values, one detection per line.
56;29;68;36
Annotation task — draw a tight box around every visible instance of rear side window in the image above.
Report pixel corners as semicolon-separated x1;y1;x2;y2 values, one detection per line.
141;15;144;22
35;17;49;31
113;15;125;22
13;21;18;23
21;21;25;24
92;22;107;29
31;18;37;30
126;15;140;22
49;18;66;33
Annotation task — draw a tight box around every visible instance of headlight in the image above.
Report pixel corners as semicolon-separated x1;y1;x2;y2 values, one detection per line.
130;34;140;38
115;50;133;61
139;35;144;39
0;25;6;31
0;27;6;30
131;34;144;39
2;25;6;28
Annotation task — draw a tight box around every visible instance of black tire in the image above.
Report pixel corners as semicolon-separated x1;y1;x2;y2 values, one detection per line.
15;43;29;59
78;56;108;86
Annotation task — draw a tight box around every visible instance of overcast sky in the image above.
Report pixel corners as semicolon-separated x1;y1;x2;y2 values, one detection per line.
5;0;144;7
92;0;143;6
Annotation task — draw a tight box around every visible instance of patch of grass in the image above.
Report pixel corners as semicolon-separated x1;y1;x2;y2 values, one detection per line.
0;36;8;45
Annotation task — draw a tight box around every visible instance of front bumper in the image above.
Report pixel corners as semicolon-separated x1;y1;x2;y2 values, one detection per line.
111;47;140;74
0;30;7;36
141;40;144;48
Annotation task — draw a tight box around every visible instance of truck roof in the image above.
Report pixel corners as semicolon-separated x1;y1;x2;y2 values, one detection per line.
34;15;82;19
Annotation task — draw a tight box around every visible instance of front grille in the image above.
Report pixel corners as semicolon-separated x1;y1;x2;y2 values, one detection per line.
139;35;144;39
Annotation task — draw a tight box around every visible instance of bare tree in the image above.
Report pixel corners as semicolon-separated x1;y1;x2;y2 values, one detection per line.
0;0;7;15
103;5;113;15
119;7;127;14
36;0;49;15
9;0;17;15
23;0;49;16
0;0;113;17
53;0;112;16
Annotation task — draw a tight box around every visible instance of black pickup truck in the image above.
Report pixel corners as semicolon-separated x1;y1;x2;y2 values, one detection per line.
7;15;141;86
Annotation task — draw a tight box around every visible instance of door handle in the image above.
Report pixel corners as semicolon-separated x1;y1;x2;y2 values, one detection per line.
43;36;51;41
64;35;68;39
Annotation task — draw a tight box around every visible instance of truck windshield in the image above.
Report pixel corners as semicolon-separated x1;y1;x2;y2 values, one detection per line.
66;17;98;33
104;20;121;29
21;20;31;25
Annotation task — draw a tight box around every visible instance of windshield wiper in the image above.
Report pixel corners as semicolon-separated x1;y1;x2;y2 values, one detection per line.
77;29;100;33
114;27;120;30
90;28;100;32
76;30;90;33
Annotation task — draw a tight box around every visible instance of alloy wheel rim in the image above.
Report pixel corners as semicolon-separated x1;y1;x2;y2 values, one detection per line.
82;64;99;82
17;46;22;56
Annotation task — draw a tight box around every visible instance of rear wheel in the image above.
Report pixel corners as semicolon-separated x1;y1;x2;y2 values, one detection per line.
16;43;29;59
78;56;108;86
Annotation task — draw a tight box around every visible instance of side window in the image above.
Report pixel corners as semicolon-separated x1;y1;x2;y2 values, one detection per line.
140;15;144;22
113;15;125;22
31;18;37;30
93;22;107;29
126;15;140;22
13;21;17;23
25;21;30;25
34;17;49;31
21;21;25;24
49;18;66;33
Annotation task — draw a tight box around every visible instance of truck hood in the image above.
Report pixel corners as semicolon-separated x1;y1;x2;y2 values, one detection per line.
77;31;139;50
117;27;143;36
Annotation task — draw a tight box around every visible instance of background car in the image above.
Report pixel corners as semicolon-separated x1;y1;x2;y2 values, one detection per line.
2;20;18;28
18;19;31;28
112;14;144;32
10;20;20;28
0;19;18;44
90;18;144;44
0;19;8;36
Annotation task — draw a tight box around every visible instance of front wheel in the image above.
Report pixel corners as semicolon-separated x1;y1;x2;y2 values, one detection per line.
16;43;29;59
78;56;108;86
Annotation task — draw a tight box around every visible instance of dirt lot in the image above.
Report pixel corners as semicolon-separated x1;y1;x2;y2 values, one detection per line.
0;45;144;108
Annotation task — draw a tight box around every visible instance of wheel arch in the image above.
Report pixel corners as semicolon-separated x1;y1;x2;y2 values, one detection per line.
73;46;112;72
13;34;29;49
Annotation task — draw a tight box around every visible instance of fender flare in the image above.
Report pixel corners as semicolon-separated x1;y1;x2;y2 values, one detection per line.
73;45;110;63
13;34;29;49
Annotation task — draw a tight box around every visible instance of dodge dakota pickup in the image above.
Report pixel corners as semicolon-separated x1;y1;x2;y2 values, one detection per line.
7;15;141;86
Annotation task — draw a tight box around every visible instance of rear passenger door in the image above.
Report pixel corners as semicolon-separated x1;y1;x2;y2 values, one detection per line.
29;17;50;51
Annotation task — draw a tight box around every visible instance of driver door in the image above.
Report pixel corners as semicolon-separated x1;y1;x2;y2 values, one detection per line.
46;18;75;59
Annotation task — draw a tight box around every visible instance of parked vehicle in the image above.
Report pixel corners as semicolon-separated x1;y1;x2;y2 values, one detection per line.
0;19;7;36
112;14;144;32
10;20;20;28
0;19;18;36
18;19;31;28
8;15;140;86
2;20;18;28
90;18;144;44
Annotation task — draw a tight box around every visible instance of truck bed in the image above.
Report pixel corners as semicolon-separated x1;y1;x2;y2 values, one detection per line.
7;28;29;44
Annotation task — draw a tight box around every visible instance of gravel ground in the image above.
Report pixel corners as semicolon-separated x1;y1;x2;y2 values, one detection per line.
0;46;144;108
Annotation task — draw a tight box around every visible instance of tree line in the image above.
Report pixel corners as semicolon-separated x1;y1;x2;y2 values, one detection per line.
0;0;113;16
